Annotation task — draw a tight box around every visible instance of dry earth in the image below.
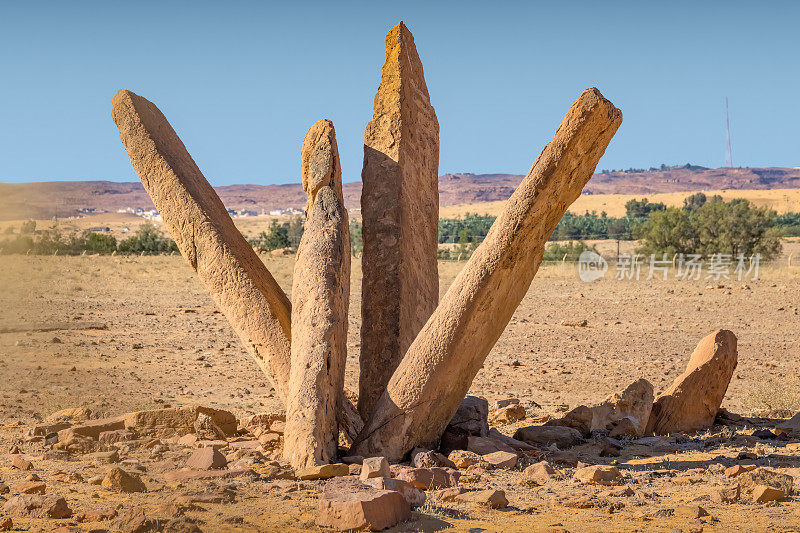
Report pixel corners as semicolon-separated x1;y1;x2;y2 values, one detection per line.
1;253;799;531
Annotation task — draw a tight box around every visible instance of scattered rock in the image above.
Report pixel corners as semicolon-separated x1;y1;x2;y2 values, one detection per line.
513;425;583;449
11;456;32;470
3;494;72;519
186;447;227;470
0;517;10;531
57;416;126;441
753;485;785;503
674;505;709;519
481;450;517;469
99;429;138;445
76;508;118;522
455;489;508;508
448;450;481;469
466;435;516;455
363;477;426;507
412;450;454;469
523;461;561;484
608;416;639;438
711;485;740;503
573;465;621;485
101;468;147;493
395;467;459;490
646;330;738;435
490;404;526;425
295;463;349;480
360;456;389;480
738;467;793;496
317;476;410;531
14;481;46;495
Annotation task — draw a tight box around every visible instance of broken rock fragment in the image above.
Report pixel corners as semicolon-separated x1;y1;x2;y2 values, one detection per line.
646;330;738;435
317;477;410;531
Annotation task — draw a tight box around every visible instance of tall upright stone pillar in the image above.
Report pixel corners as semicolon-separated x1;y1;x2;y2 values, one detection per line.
284;120;350;468
359;21;440;420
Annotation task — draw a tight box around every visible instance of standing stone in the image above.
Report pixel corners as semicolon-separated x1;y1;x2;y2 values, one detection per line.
111;91;364;439
646;330;737;435
351;88;622;461
359;21;440;421
284;120;350;469
111;90;292;400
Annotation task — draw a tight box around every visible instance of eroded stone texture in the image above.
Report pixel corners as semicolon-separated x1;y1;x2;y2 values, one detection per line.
359;22;440;421
646;329;738;435
111;91;364;439
110;90;292;399
352;88;622;461
284;120;350;469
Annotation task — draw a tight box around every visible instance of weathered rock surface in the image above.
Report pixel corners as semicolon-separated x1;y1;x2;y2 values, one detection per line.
101;468;146;493
362;477;426;507
753;485;785;503
523;461;561;484
185;447;227;470
295;463;349;481
111;90;364;442
573;465;621;485
395;467;459;490
360;456;390;480
738;468;793;496
317;477;410;531
481;450;518;469
352;88;621;460
359;21;440;421
646;330;738;435
111;89;293;400
284;119;350;469
454;489;508;509
124;406;236;438
512;425;583;449
3;494;72;519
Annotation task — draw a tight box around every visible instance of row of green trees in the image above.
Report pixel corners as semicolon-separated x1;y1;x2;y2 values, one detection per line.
3;194;798;261
0;222;177;255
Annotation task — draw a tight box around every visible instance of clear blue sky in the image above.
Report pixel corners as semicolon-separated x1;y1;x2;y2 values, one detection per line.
1;1;798;185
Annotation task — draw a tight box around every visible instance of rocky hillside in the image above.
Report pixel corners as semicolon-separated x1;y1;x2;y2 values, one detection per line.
2;166;799;220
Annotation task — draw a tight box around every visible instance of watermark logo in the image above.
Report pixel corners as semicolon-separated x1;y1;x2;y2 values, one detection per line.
578;250;608;282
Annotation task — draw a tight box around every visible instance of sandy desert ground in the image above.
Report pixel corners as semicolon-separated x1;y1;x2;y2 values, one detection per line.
0;253;799;531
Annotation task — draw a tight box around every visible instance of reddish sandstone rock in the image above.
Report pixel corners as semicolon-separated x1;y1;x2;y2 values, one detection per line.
481;451;517;469
11;456;32;471
98;429;137;445
646;330;738;435
360;456;390;480
395;467;459;490
14;481;46;495
573;465;621;485
295;463;349;481
455;489;508;509
317;477;410;531
185;447;227;470
490;404;526;425
101;468;146;493
523;461;561;484
753;485;785;503
57;416;125;441
123;406;236;438
447;450;481;469
363;477;426;507
512;425;583;449
466;436;515;455
3;494;72;519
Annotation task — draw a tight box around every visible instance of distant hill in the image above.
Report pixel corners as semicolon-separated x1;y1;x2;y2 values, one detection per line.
1;166;799;221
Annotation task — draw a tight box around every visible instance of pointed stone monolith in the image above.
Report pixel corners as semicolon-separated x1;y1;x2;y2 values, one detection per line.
359;21;440;421
351;88;622;461
284;120;351;469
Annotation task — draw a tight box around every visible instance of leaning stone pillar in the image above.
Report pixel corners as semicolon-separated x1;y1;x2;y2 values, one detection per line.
284;120;350;468
351;88;623;461
359;21;440;421
111;89;293;399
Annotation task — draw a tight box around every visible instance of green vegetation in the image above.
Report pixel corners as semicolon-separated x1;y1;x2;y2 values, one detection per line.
542;241;598;261
117;224;178;254
0;222;175;255
635;196;783;260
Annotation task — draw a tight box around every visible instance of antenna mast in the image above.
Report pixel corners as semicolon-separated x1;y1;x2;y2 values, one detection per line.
725;97;732;167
